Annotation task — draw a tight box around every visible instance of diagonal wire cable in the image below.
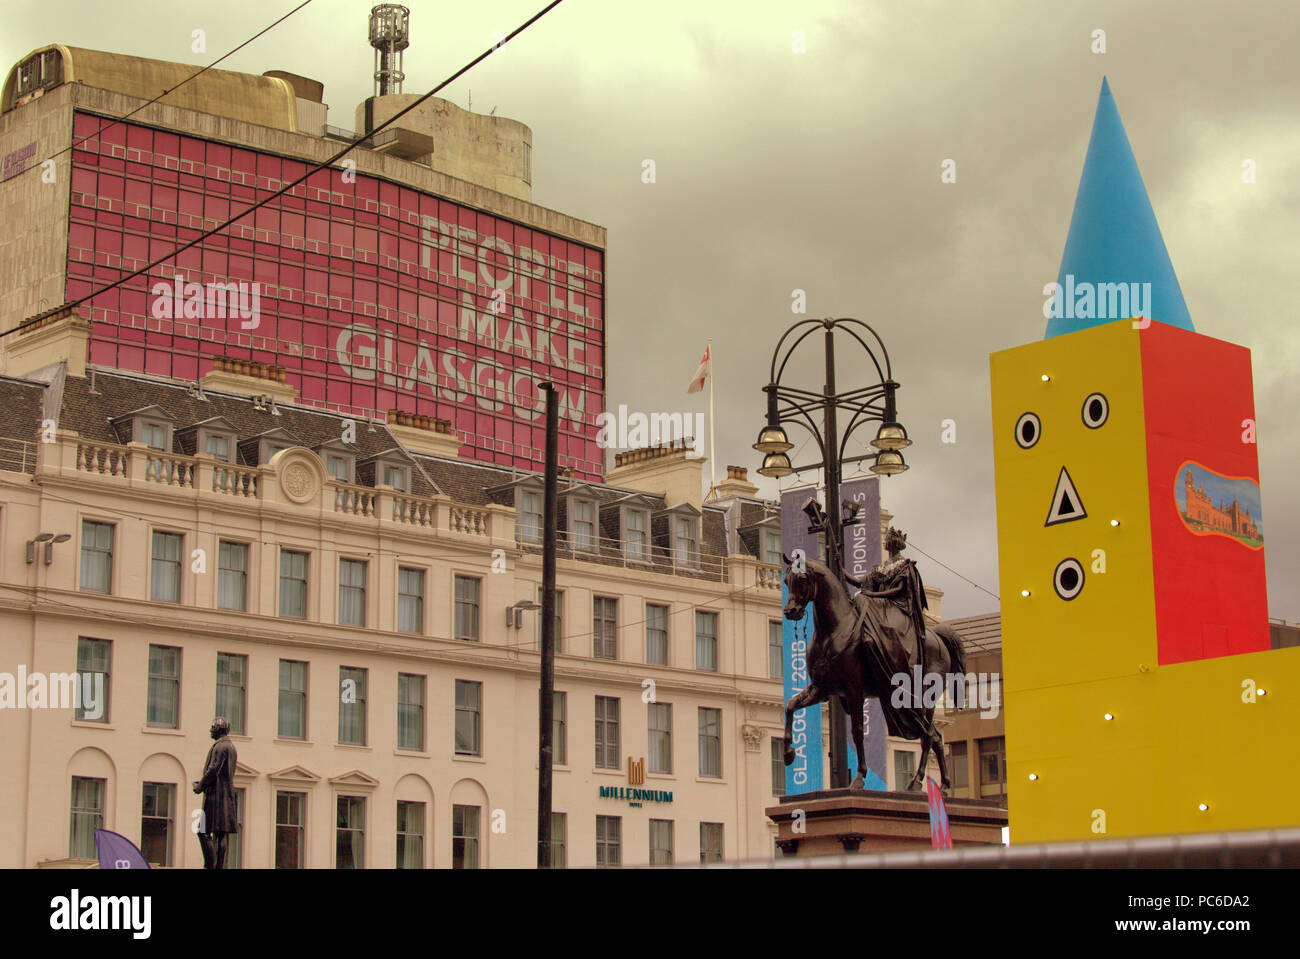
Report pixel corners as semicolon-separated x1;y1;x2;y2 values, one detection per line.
905;538;1000;602
12;0;315;187
3;0;567;340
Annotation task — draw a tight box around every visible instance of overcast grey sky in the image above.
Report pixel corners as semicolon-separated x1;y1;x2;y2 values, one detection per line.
5;0;1297;619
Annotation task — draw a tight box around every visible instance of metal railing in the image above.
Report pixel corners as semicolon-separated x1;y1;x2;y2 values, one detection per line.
706;826;1300;869
514;528;729;580
0;437;38;474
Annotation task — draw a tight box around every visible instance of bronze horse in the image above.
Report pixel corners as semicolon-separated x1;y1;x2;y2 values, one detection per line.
780;556;968;791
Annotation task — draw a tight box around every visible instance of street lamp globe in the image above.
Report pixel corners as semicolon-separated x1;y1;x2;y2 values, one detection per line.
870;422;911;451
752;424;793;454
757;451;794;478
870;450;908;476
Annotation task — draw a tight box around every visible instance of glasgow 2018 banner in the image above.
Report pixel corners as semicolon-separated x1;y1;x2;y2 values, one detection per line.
781;486;822;795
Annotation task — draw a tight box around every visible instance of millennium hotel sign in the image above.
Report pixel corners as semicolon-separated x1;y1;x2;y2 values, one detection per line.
598;758;673;806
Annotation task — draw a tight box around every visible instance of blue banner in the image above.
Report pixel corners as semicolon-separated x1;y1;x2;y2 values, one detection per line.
840;476;888;790
781;487;823;795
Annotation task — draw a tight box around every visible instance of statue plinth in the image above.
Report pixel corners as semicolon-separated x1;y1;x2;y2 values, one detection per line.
766;789;1008;857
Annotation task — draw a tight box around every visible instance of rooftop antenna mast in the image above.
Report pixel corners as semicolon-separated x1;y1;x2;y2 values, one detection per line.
369;4;411;96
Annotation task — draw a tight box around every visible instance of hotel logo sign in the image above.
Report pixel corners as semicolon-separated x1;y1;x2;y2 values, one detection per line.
598;756;672;805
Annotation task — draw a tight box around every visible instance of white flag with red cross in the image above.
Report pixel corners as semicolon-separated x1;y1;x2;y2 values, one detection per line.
686;345;710;394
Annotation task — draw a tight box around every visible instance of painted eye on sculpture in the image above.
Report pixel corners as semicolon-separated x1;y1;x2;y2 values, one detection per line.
1015;412;1041;449
1082;392;1109;429
1054;557;1085;601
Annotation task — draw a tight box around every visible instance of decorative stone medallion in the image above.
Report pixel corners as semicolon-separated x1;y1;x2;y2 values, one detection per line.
279;456;320;504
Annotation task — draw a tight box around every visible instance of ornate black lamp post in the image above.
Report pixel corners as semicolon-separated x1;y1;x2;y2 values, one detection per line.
754;317;911;789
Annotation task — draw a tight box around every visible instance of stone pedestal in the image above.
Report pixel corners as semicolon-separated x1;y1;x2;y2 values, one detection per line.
766;789;1008;857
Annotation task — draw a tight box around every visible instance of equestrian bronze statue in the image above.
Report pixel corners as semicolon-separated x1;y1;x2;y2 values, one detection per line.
781;528;968;792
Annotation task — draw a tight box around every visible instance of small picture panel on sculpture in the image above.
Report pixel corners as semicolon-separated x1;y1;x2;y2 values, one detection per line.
1175;462;1263;549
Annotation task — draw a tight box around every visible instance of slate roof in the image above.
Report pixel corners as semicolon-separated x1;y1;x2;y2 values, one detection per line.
0;375;47;474
47;368;757;580
735;498;781;557
416;450;733;580
60;370;439;496
943;612;1002;653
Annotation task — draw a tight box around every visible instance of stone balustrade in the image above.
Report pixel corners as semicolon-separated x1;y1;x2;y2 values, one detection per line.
46;434;492;543
40;434;746;579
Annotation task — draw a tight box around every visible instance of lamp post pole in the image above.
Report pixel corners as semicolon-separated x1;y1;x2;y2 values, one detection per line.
819;327;849;789
537;383;558;867
754;317;911;791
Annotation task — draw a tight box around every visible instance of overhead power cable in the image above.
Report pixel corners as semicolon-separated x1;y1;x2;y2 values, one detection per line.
906;538;1000;602
2;0;567;340
13;0;316;187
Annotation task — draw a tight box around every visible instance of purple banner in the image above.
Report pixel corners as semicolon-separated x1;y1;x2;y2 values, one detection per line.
841;476;888;789
94;829;150;869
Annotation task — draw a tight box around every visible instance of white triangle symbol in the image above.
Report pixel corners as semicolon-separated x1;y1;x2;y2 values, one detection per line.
1046;466;1087;526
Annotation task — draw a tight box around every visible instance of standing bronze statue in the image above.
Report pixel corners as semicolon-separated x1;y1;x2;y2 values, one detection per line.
781;529;968;792
193;716;238;868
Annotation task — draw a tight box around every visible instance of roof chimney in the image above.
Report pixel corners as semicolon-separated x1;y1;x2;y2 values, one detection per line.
709;464;759;501
606;439;705;510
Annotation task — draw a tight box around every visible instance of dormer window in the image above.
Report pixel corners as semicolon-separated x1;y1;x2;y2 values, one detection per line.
655;503;702;570
624;508;649;563
204;433;232;462
485;476;547;546
140;421;173;480
113;406;174;452
140;421;169;451
244;428;301;467
762;530;781;565
183;417;239;491
327;455;352;482
383;464;409;491
738;515;782;566
314;440;356;485
358;448;415;495
518;488;543;544
570;498;597;551
206;433;234;491
674;516;699;567
608;494;662;565
114;407;175;481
